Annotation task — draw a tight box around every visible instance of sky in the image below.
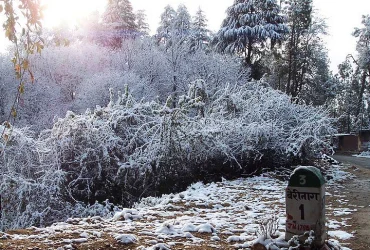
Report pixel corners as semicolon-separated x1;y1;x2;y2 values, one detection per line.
1;0;370;73
313;0;370;72
131;0;370;72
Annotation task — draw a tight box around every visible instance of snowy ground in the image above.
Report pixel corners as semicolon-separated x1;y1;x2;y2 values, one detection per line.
353;151;370;159
0;163;357;250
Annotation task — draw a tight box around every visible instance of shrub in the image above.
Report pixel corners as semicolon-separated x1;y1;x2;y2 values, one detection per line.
0;81;335;229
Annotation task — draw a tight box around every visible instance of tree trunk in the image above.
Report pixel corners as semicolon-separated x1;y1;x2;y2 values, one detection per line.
286;25;295;95
246;40;253;65
172;75;177;108
356;70;367;117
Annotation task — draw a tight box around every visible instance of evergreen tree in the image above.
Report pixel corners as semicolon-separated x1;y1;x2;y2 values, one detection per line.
264;1;333;105
190;7;210;51
335;59;363;133
174;4;191;37
353;15;370;124
102;0;138;47
214;0;288;67
156;5;177;43
77;11;101;42
288;17;331;103
136;9;150;35
335;15;370;132
284;0;313;98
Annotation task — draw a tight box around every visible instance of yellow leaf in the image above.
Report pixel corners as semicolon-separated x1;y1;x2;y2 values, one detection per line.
37;44;42;53
22;60;29;70
11;107;17;118
15;64;21;73
29;70;35;83
19;83;25;94
0;5;3;13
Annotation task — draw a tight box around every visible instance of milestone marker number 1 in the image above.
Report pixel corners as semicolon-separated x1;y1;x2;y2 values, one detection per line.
286;166;326;247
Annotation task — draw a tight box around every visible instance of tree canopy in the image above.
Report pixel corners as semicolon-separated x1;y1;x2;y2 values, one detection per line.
215;0;288;65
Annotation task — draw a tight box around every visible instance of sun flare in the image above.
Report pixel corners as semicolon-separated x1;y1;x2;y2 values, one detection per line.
41;0;106;27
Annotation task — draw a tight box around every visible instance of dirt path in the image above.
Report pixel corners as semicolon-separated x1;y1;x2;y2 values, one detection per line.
341;164;370;249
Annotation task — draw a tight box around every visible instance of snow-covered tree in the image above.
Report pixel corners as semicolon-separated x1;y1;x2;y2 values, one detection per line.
76;11;101;42
136;9;150;35
284;0;313;98
0;0;44;140
174;4;191;37
214;0;288;66
333;15;370;132
279;16;332;104
0;73;335;229
101;0;138;47
0;55;16;123
190;7;210;51
156;5;177;44
352;15;370;127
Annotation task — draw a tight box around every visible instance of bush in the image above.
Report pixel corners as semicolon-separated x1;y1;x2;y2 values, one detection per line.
0;81;335;229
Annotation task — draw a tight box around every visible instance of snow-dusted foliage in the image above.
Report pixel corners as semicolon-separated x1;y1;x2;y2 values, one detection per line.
0;54;17;123
190;7;211;51
0;81;334;229
0;37;249;132
101;0;138;47
0;123;120;230
215;0;288;64
332;15;370;133
174;4;191;37
135;9;150;35
156;5;177;44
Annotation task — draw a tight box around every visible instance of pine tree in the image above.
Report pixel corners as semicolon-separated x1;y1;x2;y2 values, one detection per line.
190;7;210;51
348;15;370;131
156;5;177;43
102;0;138;47
174;4;191;37
328;16;370;133
136;9;150;35
336;59;363;133
334;13;370;133
215;0;288;66
284;0;313;98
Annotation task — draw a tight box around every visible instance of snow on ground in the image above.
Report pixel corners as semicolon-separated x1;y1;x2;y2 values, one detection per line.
353;151;370;158
0;163;357;249
328;231;354;240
